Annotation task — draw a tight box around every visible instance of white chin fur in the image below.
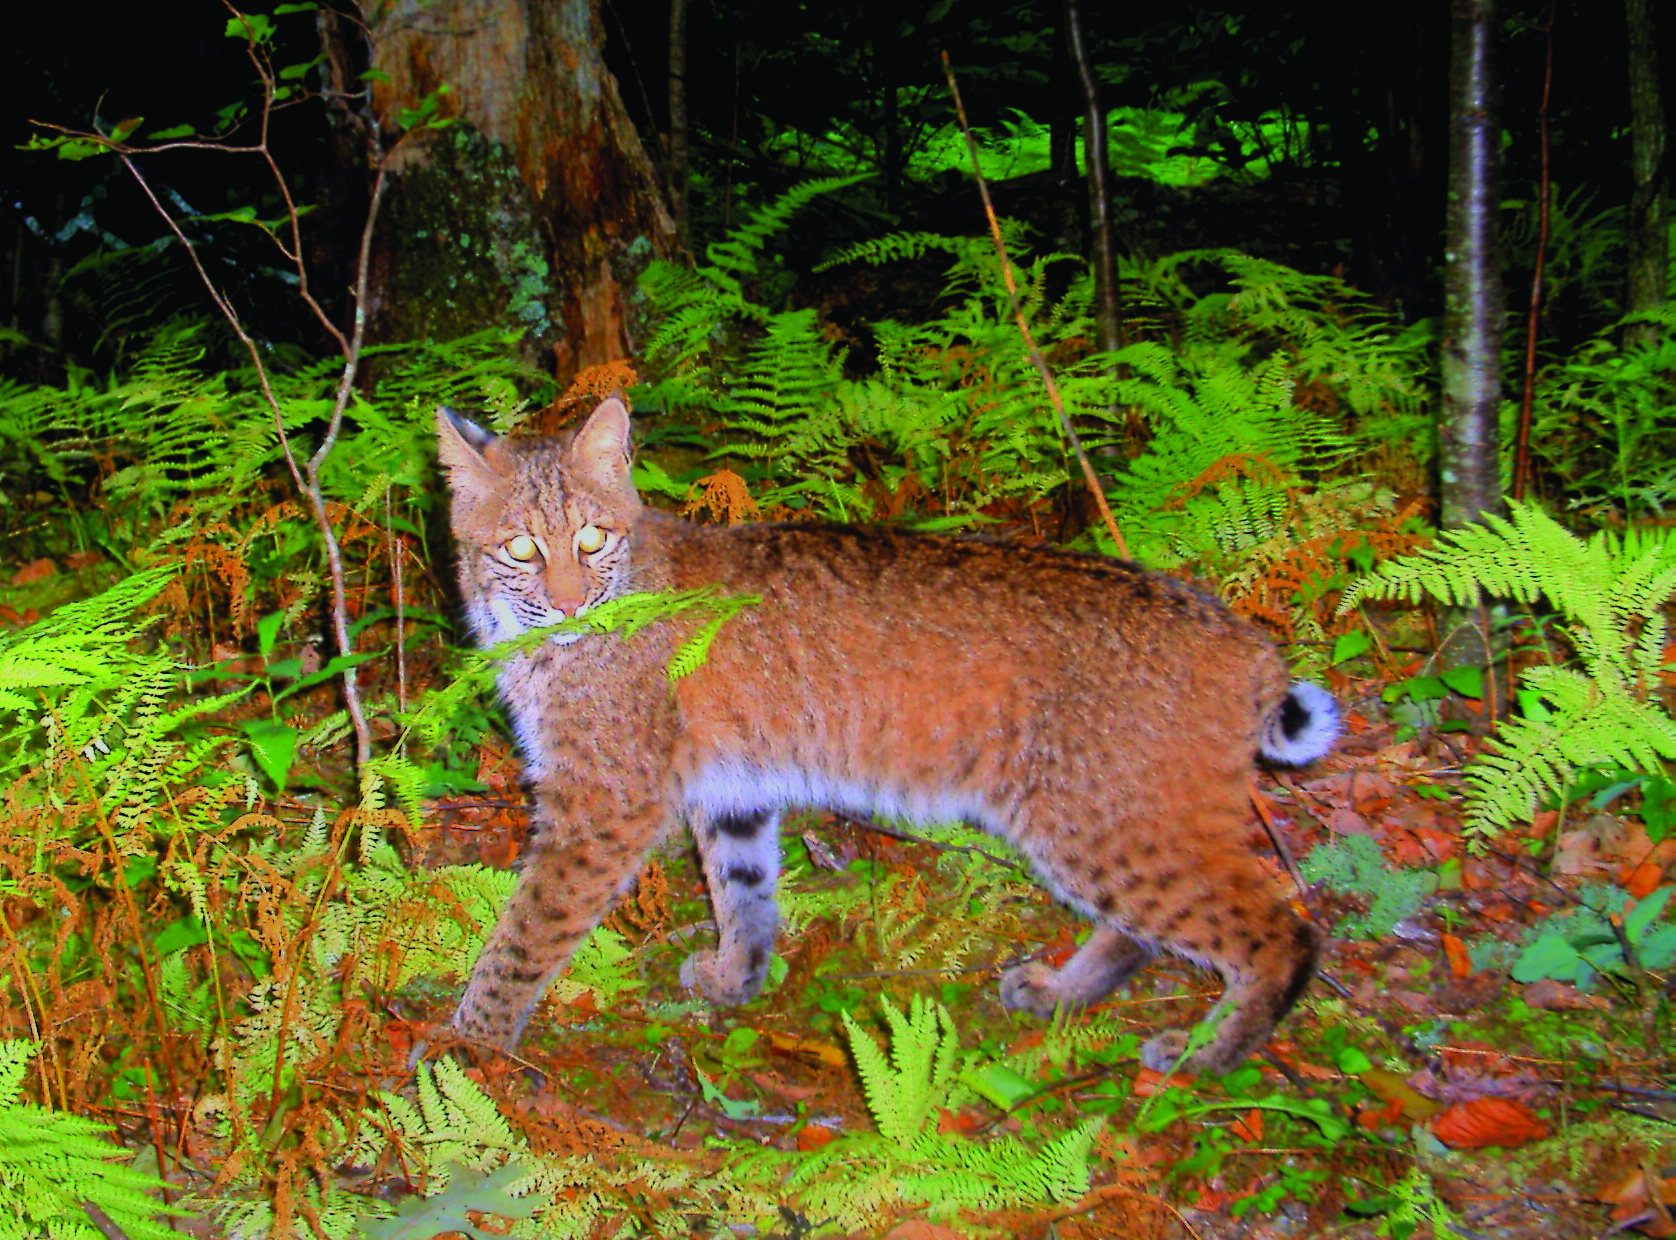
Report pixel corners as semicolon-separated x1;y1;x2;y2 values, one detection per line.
1260;681;1339;766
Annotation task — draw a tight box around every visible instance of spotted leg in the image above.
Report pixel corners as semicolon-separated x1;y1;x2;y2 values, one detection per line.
1000;925;1157;1015
680;808;782;1005
446;790;665;1055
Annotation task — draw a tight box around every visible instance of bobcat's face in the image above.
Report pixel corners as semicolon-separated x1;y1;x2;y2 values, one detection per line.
437;401;643;647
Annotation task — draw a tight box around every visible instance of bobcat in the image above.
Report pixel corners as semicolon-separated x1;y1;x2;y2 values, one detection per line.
434;397;1336;1075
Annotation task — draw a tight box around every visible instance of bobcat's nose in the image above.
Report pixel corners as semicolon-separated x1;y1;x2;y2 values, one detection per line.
545;558;587;617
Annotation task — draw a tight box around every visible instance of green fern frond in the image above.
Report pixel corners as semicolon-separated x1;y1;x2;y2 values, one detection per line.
1344;500;1676;835
0;1040;188;1240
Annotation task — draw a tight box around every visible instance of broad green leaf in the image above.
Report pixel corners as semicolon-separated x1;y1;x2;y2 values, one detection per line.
962;1062;1037;1110
1440;664;1484;698
1331;629;1372;664
1512;932;1584;983
256;611;286;658
1624;885;1673;944
241;719;298;792
224;12;276;42
1335;1046;1374;1075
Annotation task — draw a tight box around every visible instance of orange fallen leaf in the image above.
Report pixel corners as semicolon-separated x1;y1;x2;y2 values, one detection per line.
1357;1097;1405;1130
1230;1108;1263;1142
1132;1066;1193;1097
884;1225;966;1240
1442;932;1473;979
1624;860;1664;900
12;558;56;585
1596;1167;1676;1237
1431;1097;1550;1149
796;1123;836;1151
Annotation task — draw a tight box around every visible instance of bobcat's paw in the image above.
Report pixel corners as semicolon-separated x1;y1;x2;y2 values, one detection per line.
1138;1029;1192;1073
1139;1029;1245;1076
679;950;760;1006
999;961;1070;1019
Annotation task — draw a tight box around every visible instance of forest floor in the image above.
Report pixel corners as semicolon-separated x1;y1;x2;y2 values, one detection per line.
380;673;1675;1240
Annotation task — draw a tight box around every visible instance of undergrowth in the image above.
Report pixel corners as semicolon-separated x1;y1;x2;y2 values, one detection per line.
0;181;1672;1237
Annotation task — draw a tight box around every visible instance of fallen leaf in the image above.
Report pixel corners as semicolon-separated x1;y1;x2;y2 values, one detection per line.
1190;1187;1227;1211
12;558;57;585
766;1030;848;1068
1519;978;1610;1011
1230;1108;1263;1142
1132;1066;1193;1097
1357;1097;1405;1130
64;550;102;570
1442;932;1473;979
884;1222;966;1240
748;1071;822;1102
796;1123;836;1151
1596;1168;1676;1238
1625;859;1665;900
1431;1097;1550;1149
1359;1068;1441;1121
1044;924;1078;967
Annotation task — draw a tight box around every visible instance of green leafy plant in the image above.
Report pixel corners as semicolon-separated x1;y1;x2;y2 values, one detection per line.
1512;884;1676;990
1299;833;1437;939
0;1040;187;1240
1343;499;1676;836
752;995;1102;1230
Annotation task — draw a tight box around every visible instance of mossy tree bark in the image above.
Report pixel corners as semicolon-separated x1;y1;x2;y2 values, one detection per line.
1625;0;1667;348
361;0;677;377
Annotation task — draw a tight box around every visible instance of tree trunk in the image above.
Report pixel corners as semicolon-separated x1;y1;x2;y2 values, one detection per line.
667;0;690;253
1440;0;1503;530
362;0;677;379
1625;0;1667;347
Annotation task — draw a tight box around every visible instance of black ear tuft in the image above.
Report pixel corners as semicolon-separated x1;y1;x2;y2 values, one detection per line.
438;406;497;454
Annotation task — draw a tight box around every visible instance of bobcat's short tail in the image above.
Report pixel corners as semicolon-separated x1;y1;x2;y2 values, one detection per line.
1259;682;1339;766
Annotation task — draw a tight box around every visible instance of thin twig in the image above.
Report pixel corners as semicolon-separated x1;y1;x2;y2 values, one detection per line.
940;52;1130;558
835;814;1029;876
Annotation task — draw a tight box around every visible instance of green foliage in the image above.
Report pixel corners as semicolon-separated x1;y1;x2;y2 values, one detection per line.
1343;500;1676;835
1298;834;1436;939
0;1040;187;1240
1526;305;1676;518
750;996;1101;1230
348;1056;772;1240
641;187;1424;558
1512;884;1676;991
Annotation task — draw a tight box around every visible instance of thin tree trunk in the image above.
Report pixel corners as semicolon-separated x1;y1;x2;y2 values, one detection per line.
1065;0;1120;362
668;0;690;253
1626;0;1667;347
1440;0;1503;530
363;0;676;377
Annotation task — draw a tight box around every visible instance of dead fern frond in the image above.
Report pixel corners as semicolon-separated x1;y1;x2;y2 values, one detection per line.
683;468;761;525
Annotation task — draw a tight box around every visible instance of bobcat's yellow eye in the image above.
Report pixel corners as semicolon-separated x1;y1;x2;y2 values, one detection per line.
575;524;607;554
505;535;538;562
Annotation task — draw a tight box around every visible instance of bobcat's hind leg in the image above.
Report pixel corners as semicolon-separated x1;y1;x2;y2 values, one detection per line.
1000;925;1156;1017
682;808;782;1005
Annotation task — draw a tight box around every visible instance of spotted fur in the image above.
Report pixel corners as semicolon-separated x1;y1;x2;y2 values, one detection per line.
436;398;1336;1075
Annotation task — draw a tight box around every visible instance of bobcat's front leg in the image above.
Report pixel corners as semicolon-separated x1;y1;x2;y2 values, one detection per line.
449;789;666;1053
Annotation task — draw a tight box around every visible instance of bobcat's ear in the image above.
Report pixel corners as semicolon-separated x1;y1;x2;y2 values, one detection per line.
436;407;510;509
566;397;639;507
